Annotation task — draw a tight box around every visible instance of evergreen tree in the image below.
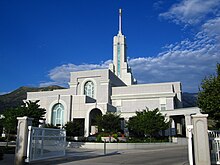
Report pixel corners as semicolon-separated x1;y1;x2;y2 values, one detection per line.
197;63;220;129
1;100;46;145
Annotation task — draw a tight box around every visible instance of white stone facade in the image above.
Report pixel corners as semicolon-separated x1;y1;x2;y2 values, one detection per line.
27;9;200;137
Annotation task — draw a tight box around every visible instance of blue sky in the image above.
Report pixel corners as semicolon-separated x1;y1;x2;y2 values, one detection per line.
1;0;220;94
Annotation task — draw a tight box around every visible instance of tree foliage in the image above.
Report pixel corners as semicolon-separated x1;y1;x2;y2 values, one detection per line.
21;100;46;126
64;119;84;137
1;108;19;134
96;112;121;133
1;100;46;137
197;63;220;129
127;108;169;138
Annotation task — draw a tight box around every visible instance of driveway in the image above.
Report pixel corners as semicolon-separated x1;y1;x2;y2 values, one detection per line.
1;145;189;165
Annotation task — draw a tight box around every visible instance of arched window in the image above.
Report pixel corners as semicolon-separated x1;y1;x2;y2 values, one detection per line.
84;81;94;98
51;103;64;126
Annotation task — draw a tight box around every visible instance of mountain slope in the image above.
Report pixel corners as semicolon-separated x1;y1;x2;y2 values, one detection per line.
0;86;65;113
182;92;198;108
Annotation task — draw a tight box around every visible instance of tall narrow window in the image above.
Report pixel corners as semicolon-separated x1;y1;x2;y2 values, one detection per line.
117;43;121;77
84;81;94;98
160;98;167;111
52;103;64;126
160;104;166;111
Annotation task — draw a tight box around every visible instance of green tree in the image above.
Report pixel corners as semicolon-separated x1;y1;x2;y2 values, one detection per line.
197;63;220;129
1;107;20;144
127;108;169;138
96;112;121;133
64;120;84;137
1;100;46;145
20;100;46;126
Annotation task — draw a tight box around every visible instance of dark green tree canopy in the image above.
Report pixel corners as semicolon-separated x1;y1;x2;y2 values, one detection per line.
0;107;19;134
96;112;121;133
64;119;84;137
0;100;46;145
127;108;169;138
197;63;220;128
1;100;46;133
21;100;46;126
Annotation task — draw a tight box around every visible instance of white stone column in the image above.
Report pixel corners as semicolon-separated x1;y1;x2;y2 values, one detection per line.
84;116;89;137
185;114;192;137
171;119;175;128
14;116;33;165
177;123;182;135
186;125;193;165
124;117;129;137
192;114;210;165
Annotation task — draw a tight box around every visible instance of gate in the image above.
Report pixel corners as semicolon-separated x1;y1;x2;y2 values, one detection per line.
208;130;220;164
25;126;66;163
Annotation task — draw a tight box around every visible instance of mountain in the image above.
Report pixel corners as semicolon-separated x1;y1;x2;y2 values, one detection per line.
0;86;65;113
182;92;198;108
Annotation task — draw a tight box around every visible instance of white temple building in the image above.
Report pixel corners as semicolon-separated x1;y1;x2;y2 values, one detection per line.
27;9;200;137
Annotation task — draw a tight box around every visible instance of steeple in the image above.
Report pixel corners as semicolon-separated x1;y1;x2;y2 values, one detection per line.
108;8;135;85
118;8;122;35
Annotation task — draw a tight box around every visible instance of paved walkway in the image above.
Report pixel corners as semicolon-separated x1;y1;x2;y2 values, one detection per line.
0;145;189;165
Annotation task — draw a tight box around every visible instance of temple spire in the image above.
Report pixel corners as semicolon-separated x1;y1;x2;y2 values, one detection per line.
119;8;122;34
109;8;134;85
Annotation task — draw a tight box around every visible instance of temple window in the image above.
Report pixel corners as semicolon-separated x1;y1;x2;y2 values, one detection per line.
84;81;94;98
51;103;64;126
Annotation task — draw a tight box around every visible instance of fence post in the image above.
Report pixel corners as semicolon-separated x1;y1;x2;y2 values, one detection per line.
186;125;193;165
14;116;33;165
192;114;210;165
185;114;192;137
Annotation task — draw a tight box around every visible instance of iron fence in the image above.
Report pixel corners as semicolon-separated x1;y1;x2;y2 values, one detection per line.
25;126;66;162
208;130;220;165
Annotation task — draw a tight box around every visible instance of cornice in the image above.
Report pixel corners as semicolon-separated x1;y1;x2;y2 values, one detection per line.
111;92;175;100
